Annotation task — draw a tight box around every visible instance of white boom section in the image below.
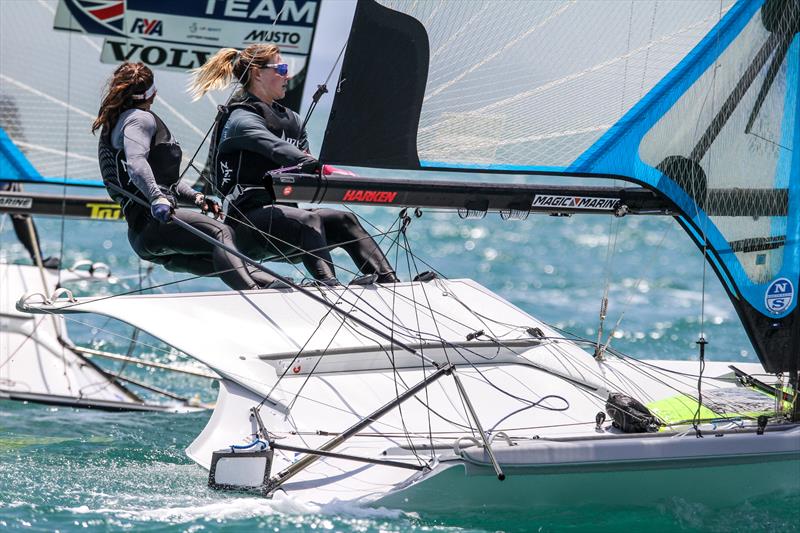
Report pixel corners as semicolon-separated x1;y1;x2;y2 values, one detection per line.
20;278;800;507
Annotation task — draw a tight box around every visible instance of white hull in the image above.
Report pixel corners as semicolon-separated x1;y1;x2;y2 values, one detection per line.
1;263;165;410
196;367;799;509
24;278;800;508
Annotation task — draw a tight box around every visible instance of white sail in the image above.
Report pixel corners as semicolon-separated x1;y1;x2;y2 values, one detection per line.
320;0;800;373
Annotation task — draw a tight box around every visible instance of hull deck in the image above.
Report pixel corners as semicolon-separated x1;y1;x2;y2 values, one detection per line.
22;277;800;507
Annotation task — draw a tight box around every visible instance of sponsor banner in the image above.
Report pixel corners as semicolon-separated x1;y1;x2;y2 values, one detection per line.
101;39;217;71
342;190;398;204
86;202;123;220
531;194;619;210
55;0;319;70
0;195;33;209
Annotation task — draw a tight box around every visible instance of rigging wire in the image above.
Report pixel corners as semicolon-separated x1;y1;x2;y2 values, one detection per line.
597;220;674;356
389;215;429;465
691;0;728;438
300;41;348;132
255;219;406;408
595;214;621;358
404;247;437;459
398;228;571;412
54;16;76;395
251;214;582;460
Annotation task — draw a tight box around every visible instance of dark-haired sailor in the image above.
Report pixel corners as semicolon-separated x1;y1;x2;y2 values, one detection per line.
93;62;277;290
189;44;399;285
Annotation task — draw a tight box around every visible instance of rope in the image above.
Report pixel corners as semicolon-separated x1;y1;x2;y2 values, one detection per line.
300;41;348;132
690;0;729;437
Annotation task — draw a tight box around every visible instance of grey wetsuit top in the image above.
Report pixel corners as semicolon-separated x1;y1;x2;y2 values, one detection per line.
111;108;196;204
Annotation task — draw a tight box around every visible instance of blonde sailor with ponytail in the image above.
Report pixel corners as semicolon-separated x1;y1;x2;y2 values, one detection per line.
189;45;399;285
189;45;280;101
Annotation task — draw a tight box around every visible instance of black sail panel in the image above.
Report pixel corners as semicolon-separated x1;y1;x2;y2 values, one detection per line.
320;0;428;169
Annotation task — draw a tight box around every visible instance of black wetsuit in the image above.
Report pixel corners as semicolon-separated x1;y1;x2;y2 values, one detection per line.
209;93;397;282
98;109;273;290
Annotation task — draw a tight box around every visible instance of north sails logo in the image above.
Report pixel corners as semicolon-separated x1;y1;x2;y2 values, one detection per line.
532;195;618;210
765;277;794;314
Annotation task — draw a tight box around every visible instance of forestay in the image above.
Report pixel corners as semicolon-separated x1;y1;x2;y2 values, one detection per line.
320;0;800;373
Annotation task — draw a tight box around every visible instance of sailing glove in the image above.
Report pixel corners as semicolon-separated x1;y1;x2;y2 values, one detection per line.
150;198;173;223
194;194;222;220
322;164;357;177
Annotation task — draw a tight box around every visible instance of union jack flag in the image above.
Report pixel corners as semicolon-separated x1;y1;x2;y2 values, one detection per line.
67;0;125;34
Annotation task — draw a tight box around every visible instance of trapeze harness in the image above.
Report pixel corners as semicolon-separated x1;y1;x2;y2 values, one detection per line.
210;97;315;212
209;97;398;283
99;110;181;228
98;109;271;290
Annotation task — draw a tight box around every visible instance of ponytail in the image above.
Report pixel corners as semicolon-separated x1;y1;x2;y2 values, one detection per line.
188;44;281;101
188;48;239;101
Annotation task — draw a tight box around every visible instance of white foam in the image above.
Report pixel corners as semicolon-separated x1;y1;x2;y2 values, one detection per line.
63;492;409;524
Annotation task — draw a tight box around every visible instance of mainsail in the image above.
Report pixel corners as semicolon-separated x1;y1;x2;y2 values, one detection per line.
320;0;800;373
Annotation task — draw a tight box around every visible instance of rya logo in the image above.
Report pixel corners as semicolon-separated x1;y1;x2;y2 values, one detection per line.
131;18;163;36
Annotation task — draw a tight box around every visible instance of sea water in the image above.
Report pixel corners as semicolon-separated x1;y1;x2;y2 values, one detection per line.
1;176;798;532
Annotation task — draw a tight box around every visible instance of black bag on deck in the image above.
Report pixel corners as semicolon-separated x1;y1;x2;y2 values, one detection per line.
605;393;659;433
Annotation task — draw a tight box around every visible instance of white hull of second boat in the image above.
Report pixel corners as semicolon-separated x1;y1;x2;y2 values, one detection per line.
0;263;160;410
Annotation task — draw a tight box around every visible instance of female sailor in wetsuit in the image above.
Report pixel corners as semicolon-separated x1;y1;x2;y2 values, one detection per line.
189;44;398;285
92;62;275;290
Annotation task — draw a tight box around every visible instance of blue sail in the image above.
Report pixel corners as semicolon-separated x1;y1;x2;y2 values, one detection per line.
0;126;41;183
572;0;799;370
320;0;799;371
